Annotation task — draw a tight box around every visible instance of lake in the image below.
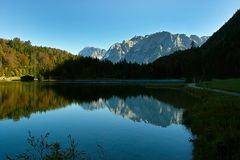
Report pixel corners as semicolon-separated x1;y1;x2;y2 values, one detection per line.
0;82;192;160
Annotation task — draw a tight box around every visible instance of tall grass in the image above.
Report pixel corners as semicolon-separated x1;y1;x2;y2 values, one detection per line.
198;79;240;92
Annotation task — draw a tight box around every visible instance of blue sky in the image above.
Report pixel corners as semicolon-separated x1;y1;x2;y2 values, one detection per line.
1;0;239;54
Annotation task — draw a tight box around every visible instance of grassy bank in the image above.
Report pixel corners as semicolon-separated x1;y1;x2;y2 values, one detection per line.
181;88;240;160
145;83;184;89
198;79;240;92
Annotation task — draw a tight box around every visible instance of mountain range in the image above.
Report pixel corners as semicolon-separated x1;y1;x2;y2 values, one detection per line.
79;31;209;64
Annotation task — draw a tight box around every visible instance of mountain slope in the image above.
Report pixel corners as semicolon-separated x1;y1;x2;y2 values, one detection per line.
153;10;240;79
122;32;208;64
201;10;240;78
103;37;141;63
79;47;106;60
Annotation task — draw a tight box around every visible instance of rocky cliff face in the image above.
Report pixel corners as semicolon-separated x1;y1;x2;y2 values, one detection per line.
80;31;209;64
79;47;106;60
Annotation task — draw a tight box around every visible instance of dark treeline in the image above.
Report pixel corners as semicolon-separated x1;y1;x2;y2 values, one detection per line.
50;10;240;80
50;57;152;79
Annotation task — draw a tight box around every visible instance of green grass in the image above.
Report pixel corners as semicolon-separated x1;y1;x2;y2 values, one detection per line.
198;79;240;92
145;84;185;89
182;88;240;160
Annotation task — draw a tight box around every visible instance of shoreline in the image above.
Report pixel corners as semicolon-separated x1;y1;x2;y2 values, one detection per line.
187;83;240;96
0;77;21;81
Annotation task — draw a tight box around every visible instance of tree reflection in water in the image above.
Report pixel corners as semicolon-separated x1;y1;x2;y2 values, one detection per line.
0;82;196;127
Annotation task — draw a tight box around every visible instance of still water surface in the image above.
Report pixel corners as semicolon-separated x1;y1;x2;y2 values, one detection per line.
0;82;192;160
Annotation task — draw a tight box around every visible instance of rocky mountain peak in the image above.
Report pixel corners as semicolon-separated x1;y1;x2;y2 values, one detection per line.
80;31;209;64
79;47;106;60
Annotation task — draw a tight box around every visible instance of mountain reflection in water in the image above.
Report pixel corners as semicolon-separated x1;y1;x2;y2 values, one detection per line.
0;82;185;127
81;96;183;127
0;82;194;160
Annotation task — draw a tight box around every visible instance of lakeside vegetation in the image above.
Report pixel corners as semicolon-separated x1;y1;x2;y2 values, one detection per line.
183;90;240;160
198;79;240;92
7;132;89;160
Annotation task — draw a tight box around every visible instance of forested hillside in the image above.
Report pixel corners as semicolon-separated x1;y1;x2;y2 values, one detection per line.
0;38;73;78
152;10;240;80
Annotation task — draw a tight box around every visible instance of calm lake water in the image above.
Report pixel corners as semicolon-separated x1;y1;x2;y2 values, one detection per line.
0;82;192;160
